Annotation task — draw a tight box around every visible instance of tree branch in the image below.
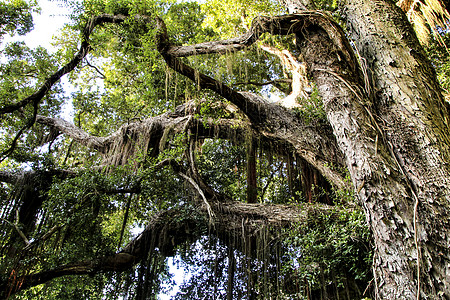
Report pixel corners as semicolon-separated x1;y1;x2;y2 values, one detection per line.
2;199;342;297
0;14;133;161
164;12;357;70
84;58;106;79
234;78;292;87
36;115;108;152
22;12;350;189
0;14;128;115
0;170;20;184
36;98;348;188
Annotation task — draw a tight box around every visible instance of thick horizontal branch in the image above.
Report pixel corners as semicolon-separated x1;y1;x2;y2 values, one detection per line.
36;115;108;152
36;101;250;157
165;12;356;69
36;98;348;188
3;200;342;297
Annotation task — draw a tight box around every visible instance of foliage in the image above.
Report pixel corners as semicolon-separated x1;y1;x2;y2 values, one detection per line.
426;32;450;97
0;41;64;163
197;139;247;200
0;0;38;39
283;206;372;298
292;85;327;124
201;0;284;38
13;274;109;299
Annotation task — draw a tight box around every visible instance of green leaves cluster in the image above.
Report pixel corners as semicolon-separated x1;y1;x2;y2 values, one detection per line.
0;0;38;39
198;139;247;200
426;32;450;95
0;41;64;163
283;207;372;297
201;0;283;38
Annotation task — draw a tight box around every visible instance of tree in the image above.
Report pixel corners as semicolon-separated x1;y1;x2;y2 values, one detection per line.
0;0;449;299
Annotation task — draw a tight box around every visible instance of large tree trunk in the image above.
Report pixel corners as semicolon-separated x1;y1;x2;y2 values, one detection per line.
284;0;450;298
343;1;450;298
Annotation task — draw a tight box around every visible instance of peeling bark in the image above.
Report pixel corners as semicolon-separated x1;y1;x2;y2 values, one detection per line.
276;0;450;297
340;1;450;298
259;44;310;108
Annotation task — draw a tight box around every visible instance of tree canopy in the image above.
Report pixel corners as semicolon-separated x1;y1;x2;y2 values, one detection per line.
1;0;450;299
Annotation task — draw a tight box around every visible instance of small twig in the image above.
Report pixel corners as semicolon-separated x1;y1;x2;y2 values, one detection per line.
363;278;373;296
84;58;106;79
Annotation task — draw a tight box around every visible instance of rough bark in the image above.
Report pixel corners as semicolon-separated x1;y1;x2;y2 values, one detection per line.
275;0;450;297
341;1;450;298
295;21;420;299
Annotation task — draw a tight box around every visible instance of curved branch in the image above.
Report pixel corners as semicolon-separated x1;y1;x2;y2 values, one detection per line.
0;14;132;161
0;14;128;115
155;12;358;116
165;12;356;68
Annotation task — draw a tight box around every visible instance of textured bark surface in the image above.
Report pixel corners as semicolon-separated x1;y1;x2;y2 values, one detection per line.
296;23;418;299
342;0;450;298
279;0;450;297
